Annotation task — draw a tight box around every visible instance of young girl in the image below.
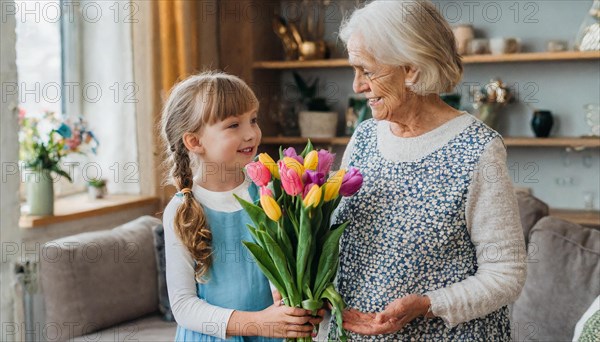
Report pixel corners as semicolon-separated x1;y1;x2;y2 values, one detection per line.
161;72;321;341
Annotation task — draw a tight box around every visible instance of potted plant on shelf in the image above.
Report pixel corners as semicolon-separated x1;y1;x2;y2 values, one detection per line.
293;71;338;138
471;78;514;130
87;178;107;200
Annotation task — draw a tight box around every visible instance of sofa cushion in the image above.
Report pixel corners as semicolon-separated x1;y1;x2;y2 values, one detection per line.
511;216;600;341
152;224;175;321
41;216;162;339
71;313;177;342
515;191;549;244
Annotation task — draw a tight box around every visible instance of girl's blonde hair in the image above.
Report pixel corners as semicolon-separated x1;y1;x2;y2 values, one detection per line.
160;71;258;281
339;0;463;95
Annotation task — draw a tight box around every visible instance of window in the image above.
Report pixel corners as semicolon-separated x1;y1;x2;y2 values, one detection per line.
15;0;140;204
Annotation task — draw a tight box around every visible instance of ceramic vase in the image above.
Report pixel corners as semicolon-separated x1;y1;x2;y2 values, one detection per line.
299;111;338;138
531;110;554;137
25;169;54;216
477;103;501;130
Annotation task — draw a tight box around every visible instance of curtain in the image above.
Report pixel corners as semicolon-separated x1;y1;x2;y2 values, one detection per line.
133;0;220;205
157;0;199;92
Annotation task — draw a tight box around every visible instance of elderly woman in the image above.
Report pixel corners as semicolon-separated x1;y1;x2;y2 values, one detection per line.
329;1;527;340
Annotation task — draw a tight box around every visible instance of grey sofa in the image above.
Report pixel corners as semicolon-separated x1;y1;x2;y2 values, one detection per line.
40;216;177;341
512;193;600;341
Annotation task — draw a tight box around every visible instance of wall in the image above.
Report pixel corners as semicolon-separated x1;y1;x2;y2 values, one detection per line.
281;0;600;210
1;6;23;341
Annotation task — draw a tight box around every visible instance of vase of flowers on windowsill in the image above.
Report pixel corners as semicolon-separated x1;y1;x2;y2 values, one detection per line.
19;110;99;216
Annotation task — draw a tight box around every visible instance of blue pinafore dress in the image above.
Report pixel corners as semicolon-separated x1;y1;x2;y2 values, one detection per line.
175;184;281;342
329;119;512;341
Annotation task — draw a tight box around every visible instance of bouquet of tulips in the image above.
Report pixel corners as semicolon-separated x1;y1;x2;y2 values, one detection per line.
234;141;363;342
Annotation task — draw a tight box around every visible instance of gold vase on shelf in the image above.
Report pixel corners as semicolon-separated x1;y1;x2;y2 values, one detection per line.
476;103;502;130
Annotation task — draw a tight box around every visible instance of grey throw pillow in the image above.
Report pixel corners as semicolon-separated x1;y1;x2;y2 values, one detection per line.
152;224;175;322
515;191;549;244
511;217;600;341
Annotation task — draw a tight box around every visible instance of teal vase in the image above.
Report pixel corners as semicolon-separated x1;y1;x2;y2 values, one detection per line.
26;169;54;216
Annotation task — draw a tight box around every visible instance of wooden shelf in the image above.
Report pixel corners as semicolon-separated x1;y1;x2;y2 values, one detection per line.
504;137;600;148
262;136;350;145
463;51;600;64
20;194;159;228
253;59;350;69
262;136;600;148
253;51;600;69
550;208;600;227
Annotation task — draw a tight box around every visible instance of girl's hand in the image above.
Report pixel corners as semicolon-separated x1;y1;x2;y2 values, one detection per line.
272;290;282;305
342;294;430;335
257;304;324;338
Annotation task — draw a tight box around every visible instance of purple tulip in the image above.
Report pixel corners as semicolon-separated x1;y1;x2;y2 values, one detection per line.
340;167;363;197
283;147;303;164
303;169;325;186
317;149;335;175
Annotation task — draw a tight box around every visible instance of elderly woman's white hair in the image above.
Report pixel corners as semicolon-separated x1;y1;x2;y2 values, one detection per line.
339;0;463;95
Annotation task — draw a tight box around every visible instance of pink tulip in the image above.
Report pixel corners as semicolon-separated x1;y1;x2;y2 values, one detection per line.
246;161;271;187
340;167;363;197
317;149;335;175
259;186;273;197
279;161;303;196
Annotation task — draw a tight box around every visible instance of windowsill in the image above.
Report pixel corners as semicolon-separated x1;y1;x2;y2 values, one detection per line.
19;193;159;228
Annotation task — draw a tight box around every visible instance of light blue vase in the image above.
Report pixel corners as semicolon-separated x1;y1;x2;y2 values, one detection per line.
25;169;54;216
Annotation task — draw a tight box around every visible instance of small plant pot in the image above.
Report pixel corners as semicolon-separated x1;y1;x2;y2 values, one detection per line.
88;186;106;200
299;111;338;138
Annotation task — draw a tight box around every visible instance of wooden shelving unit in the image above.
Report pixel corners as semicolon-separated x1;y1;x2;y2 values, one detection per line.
253;51;600;69
262;136;600;148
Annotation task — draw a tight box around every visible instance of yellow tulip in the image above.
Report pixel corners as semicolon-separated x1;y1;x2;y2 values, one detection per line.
323;169;346;202
260;194;282;221
283;157;305;178
258;153;280;179
303;184;322;208
303;150;318;170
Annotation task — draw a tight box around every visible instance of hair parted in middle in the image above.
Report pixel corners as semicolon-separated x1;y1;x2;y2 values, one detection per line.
160;71;259;282
339;0;463;95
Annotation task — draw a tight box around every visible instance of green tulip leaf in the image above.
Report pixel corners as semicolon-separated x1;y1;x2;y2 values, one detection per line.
233;194;266;227
321;284;347;341
314;221;349;295
242;241;287;299
257;230;299;305
296;207;313;294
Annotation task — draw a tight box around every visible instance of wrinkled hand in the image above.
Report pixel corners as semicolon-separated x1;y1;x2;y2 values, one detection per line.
342;294;429;335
